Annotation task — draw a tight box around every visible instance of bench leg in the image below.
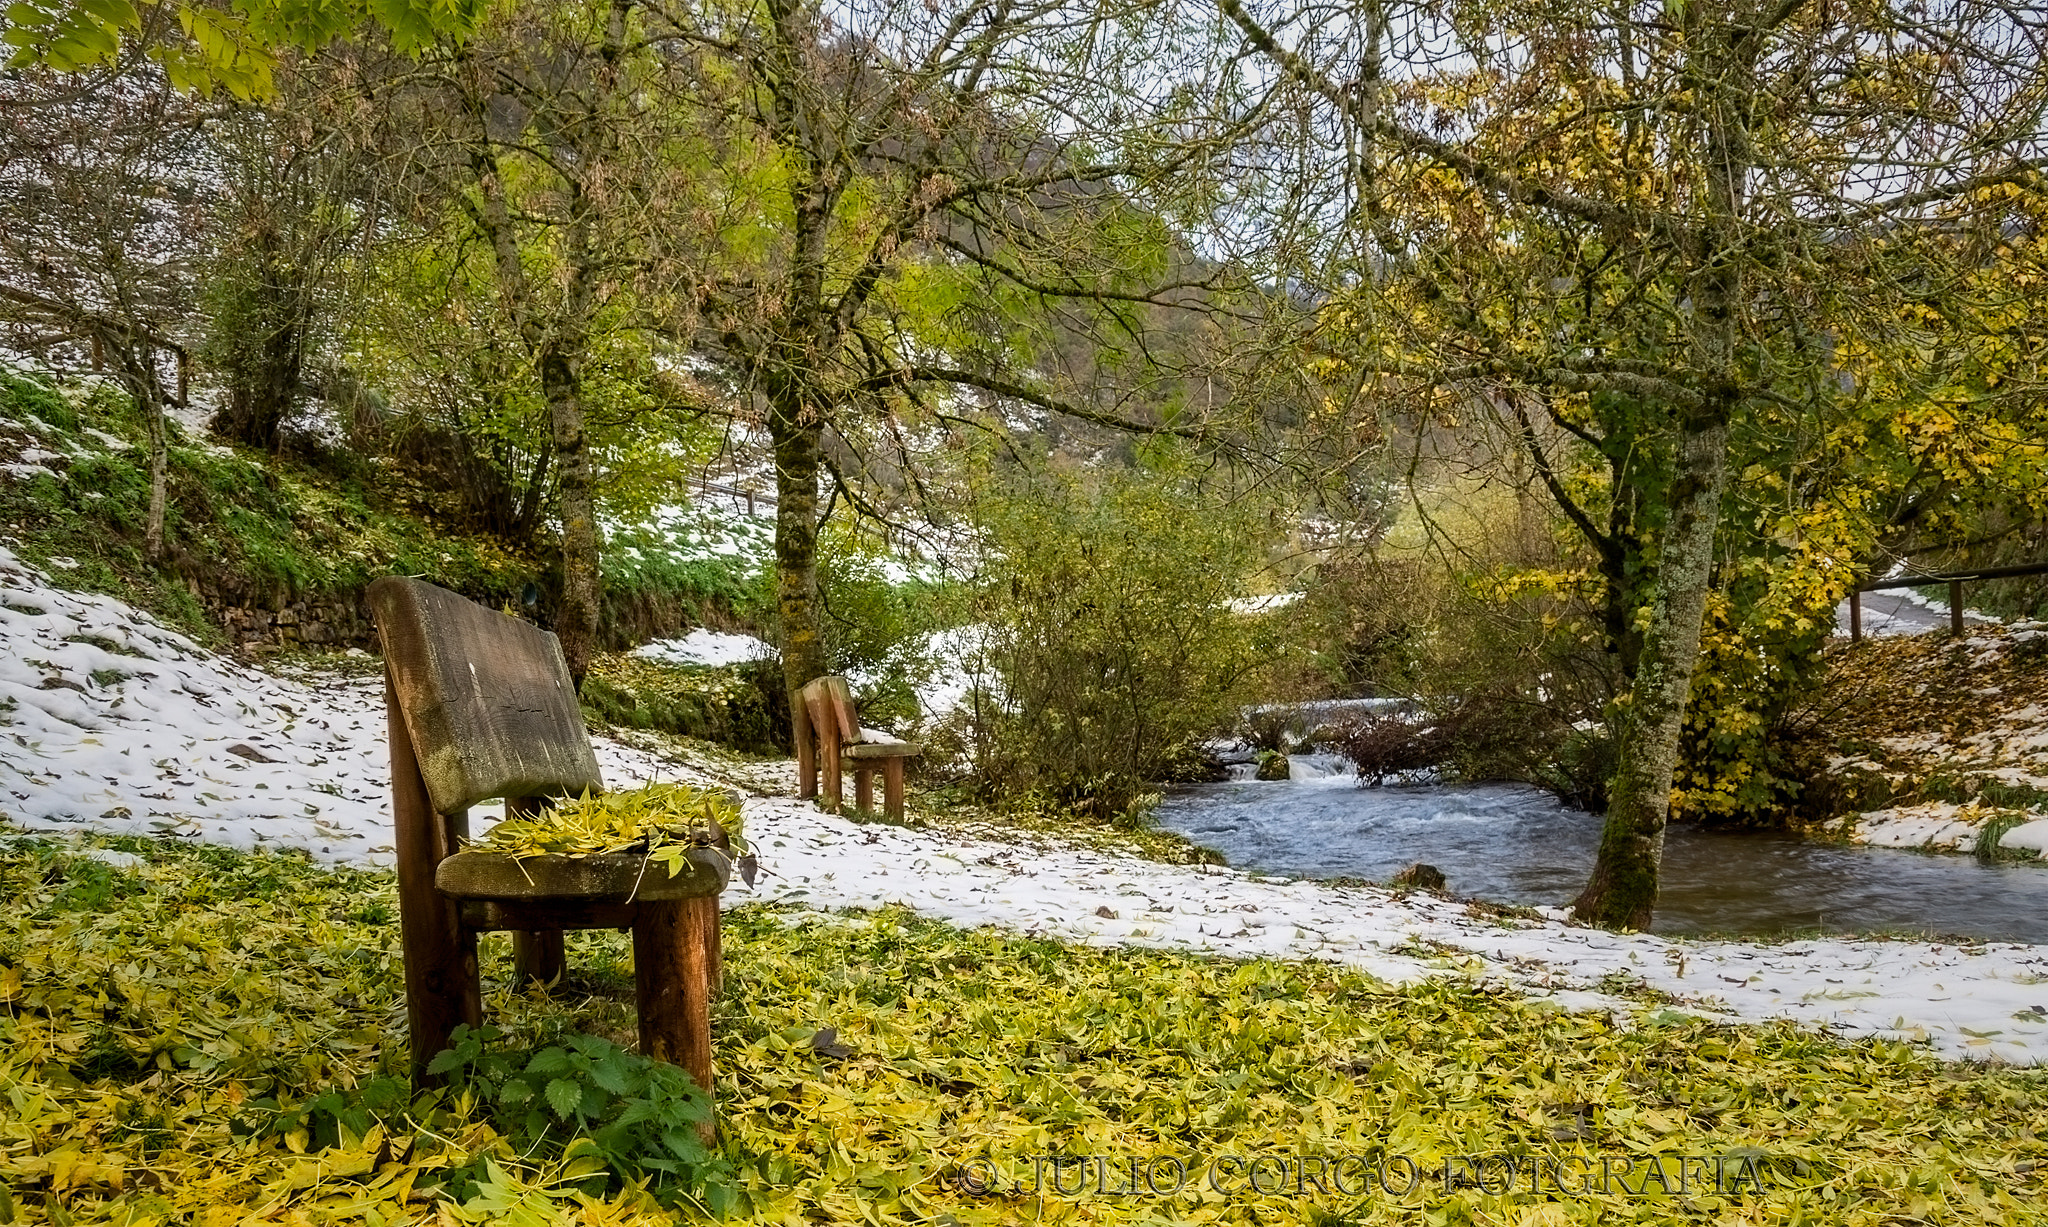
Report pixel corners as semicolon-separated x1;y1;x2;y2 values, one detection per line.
821;735;842;814
705;895;723;998
883;756;906;822
793;694;816;799
854;765;874;814
389;676;481;1086
505;797;568;990
633;899;719;1144
513;930;566;988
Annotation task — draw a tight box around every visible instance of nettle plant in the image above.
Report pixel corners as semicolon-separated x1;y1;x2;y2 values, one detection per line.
428;1025;731;1208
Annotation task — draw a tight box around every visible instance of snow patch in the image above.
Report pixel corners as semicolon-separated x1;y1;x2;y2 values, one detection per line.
1852;801;1983;851
633;629;777;668
1999;819;2048;856
1226;593;1303;614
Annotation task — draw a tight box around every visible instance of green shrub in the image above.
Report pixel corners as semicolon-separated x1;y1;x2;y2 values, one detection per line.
0;366;536;636
582;652;784;752
957;450;1284;821
0;366;77;431
600;513;764;651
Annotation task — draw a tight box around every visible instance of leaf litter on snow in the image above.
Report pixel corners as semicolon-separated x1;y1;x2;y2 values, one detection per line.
1;544;2046;1066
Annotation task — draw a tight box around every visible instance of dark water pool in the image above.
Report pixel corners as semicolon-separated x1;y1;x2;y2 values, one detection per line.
1155;770;2048;944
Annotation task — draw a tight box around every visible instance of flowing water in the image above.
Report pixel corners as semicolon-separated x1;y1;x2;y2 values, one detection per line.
1156;762;2048;944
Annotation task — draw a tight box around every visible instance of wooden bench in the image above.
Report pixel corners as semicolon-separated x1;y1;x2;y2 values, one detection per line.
792;675;919;820
369;577;727;1137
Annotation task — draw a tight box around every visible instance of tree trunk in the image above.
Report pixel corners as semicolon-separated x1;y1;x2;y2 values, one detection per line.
135;342;169;566
542;345;599;688
215;313;301;452
210;228;305;453
1571;410;1729;928
770;390;827;702
1574;8;1752;930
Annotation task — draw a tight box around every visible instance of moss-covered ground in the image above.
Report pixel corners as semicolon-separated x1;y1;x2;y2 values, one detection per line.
0;368;760;654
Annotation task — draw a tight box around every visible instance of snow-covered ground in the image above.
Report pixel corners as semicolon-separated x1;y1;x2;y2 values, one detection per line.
3;545;2044;1063
605;502;773;571
1835;586;1999;638
1851;799;2048;856
1822;621;2048;854
634;629;777;668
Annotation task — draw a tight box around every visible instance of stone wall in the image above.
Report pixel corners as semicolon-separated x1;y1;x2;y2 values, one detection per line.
179;573;377;653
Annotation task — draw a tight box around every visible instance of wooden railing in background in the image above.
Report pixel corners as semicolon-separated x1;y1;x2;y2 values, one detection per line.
1848;561;2048;641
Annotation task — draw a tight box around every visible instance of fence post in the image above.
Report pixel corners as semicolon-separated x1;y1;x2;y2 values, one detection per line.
1849;591;1862;642
1950;579;1965;635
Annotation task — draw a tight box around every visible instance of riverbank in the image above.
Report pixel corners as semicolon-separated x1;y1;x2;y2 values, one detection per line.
5;545;2046;1067
1801;623;2048;859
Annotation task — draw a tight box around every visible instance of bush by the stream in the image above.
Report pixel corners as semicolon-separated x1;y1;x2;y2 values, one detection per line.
953;452;1286;822
1330;691;1570;788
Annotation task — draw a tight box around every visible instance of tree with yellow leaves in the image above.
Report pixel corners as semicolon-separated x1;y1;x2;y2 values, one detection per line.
1210;0;2048;927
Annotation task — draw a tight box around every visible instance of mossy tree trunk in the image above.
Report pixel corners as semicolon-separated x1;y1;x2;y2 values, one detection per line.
208;216;307;453
1572;6;1754;928
1571;409;1730;927
96;331;174;566
447;0;637;688
138;345;169;567
542;339;600;687
769;396;827;701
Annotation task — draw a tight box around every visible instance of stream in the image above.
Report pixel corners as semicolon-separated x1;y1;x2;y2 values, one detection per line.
1155;758;2048;944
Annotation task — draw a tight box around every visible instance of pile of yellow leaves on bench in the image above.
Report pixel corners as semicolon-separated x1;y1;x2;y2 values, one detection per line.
474;782;744;878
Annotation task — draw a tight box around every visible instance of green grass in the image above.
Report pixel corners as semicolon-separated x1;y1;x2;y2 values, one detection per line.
0;368;536;644
581;653;786;755
4;832;2043;1224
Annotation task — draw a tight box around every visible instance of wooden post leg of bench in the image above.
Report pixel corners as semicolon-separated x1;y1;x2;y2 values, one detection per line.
883;756;906;821
821;735;843;814
854;765;874;814
793;694;816;800
634;899;718;1144
390;677;481;1086
513;930;566;987
704;895;723;997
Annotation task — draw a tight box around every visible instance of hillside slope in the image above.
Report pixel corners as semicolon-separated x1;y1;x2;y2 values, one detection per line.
0;365;764;657
1797;623;2048;857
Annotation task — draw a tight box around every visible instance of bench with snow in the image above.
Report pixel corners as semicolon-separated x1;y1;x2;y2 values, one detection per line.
368;576;726;1138
793;675;919;821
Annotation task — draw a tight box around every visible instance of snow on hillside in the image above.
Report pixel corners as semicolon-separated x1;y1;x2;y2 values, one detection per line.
3;544;2045;1064
634;628;777;668
1817;621;2048;854
0;543;708;862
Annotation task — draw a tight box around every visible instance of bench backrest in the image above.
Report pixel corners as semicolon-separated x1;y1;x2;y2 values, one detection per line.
369;576;604;814
797;675;860;745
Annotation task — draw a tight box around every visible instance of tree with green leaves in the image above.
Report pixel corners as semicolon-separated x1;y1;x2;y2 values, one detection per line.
1211;0;2048;927
2;0;484;98
646;0;1257;707
201;71;372;453
343;0;706;683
